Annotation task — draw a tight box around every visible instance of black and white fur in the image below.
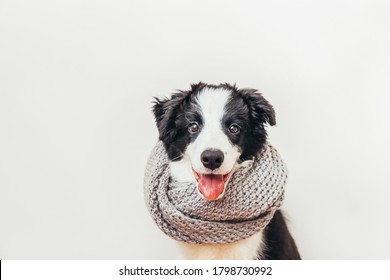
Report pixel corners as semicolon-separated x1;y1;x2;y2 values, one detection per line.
153;83;300;260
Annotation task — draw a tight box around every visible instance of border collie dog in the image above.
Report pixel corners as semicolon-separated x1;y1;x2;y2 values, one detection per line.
153;82;300;260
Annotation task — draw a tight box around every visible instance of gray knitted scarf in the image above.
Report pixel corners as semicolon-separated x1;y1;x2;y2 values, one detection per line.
144;141;287;244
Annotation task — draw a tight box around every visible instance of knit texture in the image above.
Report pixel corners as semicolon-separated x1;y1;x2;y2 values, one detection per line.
144;141;287;244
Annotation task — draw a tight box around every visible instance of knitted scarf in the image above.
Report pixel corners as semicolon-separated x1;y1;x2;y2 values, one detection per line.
144;141;287;244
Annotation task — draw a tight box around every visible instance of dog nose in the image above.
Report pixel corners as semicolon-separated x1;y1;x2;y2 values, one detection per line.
201;149;224;170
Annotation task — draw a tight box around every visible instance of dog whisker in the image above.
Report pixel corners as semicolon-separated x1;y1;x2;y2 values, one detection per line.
169;154;184;161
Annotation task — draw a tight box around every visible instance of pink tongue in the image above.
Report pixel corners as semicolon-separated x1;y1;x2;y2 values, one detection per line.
198;174;225;200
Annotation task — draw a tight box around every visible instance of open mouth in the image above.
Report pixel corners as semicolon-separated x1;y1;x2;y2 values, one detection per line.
193;170;232;201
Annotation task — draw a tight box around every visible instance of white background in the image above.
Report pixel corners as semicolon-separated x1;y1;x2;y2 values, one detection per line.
0;0;389;259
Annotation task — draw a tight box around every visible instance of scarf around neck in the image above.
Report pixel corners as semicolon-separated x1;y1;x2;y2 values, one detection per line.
144;141;287;244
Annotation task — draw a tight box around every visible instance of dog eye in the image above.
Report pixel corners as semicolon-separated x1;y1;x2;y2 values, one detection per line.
229;124;240;134
188;122;200;134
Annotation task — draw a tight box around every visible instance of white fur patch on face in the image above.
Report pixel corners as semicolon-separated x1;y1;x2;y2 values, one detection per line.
169;154;195;183
186;88;241;175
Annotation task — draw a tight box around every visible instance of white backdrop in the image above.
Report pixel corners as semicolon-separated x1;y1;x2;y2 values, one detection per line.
0;0;389;259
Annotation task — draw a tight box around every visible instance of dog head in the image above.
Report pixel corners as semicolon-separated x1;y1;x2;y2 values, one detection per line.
153;82;275;200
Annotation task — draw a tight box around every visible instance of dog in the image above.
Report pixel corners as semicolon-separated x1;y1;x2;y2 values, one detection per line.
152;82;300;260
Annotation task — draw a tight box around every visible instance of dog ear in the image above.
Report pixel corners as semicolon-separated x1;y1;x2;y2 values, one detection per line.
152;93;185;143
239;89;276;126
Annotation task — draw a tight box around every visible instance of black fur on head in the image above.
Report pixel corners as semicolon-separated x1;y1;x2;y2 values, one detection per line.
152;82;276;162
152;83;205;160
232;87;276;161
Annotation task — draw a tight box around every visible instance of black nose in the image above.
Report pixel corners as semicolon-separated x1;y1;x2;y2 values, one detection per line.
201;149;224;170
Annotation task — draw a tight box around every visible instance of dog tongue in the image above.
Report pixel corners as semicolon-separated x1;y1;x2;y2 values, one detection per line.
198;174;225;200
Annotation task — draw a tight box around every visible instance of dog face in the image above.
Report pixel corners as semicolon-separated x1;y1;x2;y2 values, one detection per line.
153;83;275;200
